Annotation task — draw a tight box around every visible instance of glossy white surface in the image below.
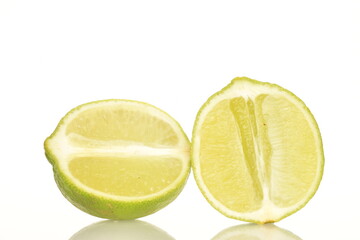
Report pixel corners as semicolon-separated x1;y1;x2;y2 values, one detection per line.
1;0;359;239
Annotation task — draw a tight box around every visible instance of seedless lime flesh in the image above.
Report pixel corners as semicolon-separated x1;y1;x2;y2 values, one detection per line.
45;99;190;219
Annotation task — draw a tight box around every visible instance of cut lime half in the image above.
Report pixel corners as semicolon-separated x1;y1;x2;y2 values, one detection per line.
45;99;190;219
192;77;324;223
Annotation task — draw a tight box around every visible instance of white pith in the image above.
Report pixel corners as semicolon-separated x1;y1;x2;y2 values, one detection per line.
192;79;323;222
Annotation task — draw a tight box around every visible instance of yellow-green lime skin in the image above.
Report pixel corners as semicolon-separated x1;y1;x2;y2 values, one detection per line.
45;99;190;220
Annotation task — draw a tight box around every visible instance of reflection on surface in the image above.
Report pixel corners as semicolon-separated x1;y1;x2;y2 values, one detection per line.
212;223;302;240
70;220;175;240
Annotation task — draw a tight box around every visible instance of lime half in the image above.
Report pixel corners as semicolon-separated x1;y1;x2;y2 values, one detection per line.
192;77;324;223
45;99;190;219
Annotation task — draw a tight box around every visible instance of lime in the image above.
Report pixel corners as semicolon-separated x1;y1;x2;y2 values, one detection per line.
192;77;324;223
45;99;190;219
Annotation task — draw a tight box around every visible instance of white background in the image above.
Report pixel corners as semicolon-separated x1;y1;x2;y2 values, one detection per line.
1;0;359;239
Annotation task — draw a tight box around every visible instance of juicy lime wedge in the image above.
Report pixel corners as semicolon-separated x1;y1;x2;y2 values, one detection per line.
45;99;190;219
192;77;324;223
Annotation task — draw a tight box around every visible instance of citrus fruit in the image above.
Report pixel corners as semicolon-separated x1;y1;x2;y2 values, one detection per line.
212;223;301;240
192;77;324;223
45;99;190;219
